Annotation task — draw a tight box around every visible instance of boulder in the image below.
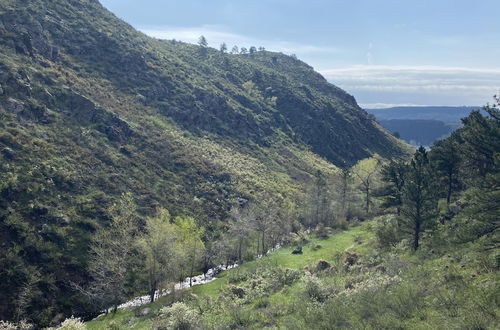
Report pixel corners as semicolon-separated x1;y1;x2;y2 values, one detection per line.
6;97;25;113
343;252;359;270
1;147;15;160
315;259;331;272
291;246;303;255
229;286;245;298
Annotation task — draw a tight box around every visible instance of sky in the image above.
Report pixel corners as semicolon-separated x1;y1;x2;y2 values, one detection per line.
100;0;500;108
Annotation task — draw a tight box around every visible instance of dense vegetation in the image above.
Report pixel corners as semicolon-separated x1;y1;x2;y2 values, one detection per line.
83;97;499;329
0;0;408;327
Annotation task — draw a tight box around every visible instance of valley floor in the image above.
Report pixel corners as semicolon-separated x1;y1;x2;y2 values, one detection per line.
86;218;499;329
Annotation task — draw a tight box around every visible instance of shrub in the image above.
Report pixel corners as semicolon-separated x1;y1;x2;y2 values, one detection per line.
303;274;329;302
372;215;401;248
57;317;86;330
314;223;330;239
0;320;33;330
332;217;348;230
153;302;201;330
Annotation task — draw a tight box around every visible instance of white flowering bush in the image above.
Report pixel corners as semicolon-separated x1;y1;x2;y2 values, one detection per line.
153;302;201;330
57;317;86;330
0;320;33;330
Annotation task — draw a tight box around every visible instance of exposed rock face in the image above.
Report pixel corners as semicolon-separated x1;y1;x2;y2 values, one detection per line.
60;90;134;142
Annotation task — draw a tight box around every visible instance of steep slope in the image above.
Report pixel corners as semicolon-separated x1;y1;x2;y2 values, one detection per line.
0;0;406;325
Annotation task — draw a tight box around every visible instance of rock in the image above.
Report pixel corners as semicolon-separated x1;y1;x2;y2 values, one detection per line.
229;286;245;298
315;260;331;272
1;147;15;160
140;307;150;316
312;244;322;251
292;246;303;254
343;252;359;270
6;97;25;113
0;83;3;95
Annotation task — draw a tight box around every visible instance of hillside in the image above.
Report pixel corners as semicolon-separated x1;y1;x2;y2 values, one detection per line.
0;0;407;326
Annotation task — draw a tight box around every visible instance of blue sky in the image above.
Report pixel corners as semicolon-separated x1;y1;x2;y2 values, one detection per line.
100;0;500;108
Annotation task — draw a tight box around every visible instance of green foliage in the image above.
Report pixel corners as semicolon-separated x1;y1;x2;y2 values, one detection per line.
57;317;86;330
153;302;201;330
372;214;402;248
429;134;462;203
139;208;179;302
0;0;406;325
377;159;407;214
399;147;438;250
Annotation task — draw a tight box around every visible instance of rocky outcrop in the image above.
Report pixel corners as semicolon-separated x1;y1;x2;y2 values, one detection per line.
59;90;135;142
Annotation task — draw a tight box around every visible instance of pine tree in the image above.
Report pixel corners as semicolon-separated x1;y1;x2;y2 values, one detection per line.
198;35;208;56
378;159;407;215
401;147;437;250
429;135;461;204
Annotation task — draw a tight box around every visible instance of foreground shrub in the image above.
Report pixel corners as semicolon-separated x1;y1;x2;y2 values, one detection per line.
372;215;401;248
57;317;86;330
303;274;329;302
153;302;201;330
0;320;33;330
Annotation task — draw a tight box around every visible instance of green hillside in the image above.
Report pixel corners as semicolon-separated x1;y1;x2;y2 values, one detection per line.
0;0;408;326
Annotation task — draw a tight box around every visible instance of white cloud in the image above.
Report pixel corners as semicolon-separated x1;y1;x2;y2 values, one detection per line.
139;25;342;56
320;65;500;95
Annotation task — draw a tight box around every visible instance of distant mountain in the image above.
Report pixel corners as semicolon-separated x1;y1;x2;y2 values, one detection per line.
377;119;454;146
0;0;407;325
366;106;479;123
365;106;479;146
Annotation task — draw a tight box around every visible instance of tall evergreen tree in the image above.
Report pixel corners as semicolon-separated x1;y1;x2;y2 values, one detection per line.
401;147;437;250
429;135;462;204
378;159;407;215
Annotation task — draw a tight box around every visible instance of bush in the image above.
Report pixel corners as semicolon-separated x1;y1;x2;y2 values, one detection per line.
153;302;201;330
57;317;86;330
372;215;401;248
332;217;348;230
303;274;329;302
314;224;330;239
0;320;33;330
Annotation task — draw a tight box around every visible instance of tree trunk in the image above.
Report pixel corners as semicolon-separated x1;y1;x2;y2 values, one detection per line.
365;185;370;213
238;239;243;262
261;230;266;256
447;172;453;204
413;220;420;250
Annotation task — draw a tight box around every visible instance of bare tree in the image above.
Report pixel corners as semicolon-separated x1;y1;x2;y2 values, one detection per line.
87;193;139;312
352;158;381;214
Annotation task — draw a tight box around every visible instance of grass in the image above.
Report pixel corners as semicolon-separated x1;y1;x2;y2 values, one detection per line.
86;222;372;329
192;222;371;297
85;217;500;329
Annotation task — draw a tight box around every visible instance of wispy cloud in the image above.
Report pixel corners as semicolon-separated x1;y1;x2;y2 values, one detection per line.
140;25;342;56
